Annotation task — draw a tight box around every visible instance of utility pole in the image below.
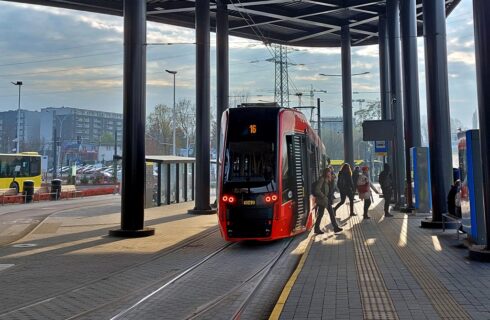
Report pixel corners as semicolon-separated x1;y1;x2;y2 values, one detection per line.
272;44;289;108
52;127;57;179
11;81;22;153
317;98;321;137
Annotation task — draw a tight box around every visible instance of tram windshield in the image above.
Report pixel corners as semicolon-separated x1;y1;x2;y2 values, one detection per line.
224;141;276;192
222;107;278;193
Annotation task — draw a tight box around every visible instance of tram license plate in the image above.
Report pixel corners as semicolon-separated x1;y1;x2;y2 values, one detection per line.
243;200;255;206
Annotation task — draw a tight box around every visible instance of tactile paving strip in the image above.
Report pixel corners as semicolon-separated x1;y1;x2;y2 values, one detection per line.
382;217;471;320
350;216;399;320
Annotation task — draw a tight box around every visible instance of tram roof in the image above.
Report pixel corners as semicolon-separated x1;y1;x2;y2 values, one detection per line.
6;0;460;48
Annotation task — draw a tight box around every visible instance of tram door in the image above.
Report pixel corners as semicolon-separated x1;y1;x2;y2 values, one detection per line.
288;134;310;231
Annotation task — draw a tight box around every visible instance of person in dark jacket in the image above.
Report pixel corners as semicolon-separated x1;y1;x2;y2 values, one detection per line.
313;167;343;234
378;163;393;217
447;180;461;217
334;163;356;216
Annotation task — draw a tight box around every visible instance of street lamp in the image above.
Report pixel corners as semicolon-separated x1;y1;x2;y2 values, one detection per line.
165;69;177;156
11;81;22;153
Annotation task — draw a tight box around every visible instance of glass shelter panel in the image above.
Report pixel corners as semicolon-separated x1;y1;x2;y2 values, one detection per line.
170;163;177;204
161;163;168;205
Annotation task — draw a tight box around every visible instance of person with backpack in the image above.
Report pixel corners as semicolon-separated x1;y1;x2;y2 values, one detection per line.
378;163;394;218
334;163;356;216
313;167;343;234
357;166;372;219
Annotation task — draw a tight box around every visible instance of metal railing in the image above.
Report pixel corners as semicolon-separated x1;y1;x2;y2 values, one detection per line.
145;156;195;208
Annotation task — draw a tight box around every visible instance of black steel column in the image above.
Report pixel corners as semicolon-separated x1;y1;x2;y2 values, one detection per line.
379;12;393;170
184;163;188;201
166;163;171;205
341;25;353;166
216;0;229;164
110;0;154;237
472;0;490;249
157;163;161;206
421;0;453;226
401;0;422;209
176;163;180;203
189;0;216;215
387;0;406;207
379;14;391;121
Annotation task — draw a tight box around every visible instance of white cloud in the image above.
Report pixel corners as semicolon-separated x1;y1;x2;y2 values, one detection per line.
448;51;475;65
354;45;378;58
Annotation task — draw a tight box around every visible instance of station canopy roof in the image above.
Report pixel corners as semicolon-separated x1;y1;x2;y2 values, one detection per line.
8;0;461;47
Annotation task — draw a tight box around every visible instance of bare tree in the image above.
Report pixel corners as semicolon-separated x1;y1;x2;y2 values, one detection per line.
353;100;381;126
174;99;196;156
229;90;250;108
146;104;173;154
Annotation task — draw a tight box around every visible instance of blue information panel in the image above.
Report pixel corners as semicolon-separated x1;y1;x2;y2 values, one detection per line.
458;130;486;245
411;147;432;212
375;141;387;156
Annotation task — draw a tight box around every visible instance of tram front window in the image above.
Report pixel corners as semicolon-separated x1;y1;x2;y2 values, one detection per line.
224;141;276;193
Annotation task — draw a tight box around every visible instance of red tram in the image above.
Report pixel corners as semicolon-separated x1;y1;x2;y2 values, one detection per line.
217;105;327;241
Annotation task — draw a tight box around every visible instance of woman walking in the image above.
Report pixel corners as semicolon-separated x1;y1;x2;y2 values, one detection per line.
334;163;356;216
357;166;372;219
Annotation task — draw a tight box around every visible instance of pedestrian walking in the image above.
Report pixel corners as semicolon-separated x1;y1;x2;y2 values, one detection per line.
357;166;372;219
334;163;356;216
378;163;394;218
352;166;361;199
327;165;336;202
313;167;343;234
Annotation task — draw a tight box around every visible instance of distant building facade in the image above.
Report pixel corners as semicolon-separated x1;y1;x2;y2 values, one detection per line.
320;116;343;134
0;109;41;153
40;107;123;164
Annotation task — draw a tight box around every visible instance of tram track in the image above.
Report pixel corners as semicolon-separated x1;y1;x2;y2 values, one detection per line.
184;238;295;320
0;227;224;320
73;236;299;320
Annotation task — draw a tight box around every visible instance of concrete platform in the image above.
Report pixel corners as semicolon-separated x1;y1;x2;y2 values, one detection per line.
272;195;490;320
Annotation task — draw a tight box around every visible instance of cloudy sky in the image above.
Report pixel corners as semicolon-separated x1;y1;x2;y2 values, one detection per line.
0;0;478;129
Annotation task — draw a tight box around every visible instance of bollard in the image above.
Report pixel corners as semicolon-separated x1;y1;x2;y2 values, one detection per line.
23;180;34;203
51;179;62;200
